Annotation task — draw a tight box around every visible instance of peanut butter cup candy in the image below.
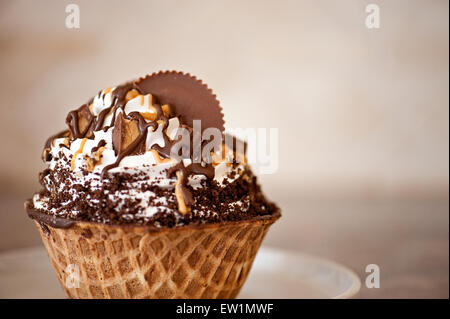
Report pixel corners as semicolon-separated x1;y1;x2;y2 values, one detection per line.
25;71;280;299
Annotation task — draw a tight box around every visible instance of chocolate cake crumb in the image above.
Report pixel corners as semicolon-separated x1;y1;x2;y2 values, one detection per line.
29;74;280;229
31;165;279;228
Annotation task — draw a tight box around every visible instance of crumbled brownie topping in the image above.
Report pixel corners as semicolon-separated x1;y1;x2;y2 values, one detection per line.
31;163;279;228
29;72;281;228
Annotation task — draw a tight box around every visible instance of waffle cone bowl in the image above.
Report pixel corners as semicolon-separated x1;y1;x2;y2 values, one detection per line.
34;213;279;299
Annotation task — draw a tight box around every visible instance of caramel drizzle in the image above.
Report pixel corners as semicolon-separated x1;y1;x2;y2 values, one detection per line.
151;150;173;164
44;129;69;150
66;105;94;139
86;146;106;171
126;90;139;101
93;83;169;177
71;138;87;171
139;94;158;121
60;81;218;213
211;141;246;167
175;171;189;214
97;147;106;159
42;129;69;161
92;139;106;153
84;139;107;171
58;137;71;150
101;112;158;178
167;162;214;212
103;87;113;95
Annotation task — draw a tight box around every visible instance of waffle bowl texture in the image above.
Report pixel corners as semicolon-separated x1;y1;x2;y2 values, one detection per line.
34;213;279;299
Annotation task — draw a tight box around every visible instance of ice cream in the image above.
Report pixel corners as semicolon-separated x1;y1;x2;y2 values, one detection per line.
25;71;280;298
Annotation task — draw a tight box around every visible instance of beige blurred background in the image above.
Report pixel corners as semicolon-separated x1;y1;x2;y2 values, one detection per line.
0;0;448;298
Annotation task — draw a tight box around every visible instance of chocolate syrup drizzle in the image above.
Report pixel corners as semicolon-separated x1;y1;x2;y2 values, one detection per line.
66;104;94;139
168;162;215;205
42;129;69;161
25;200;75;229
47;77;224;212
101;112;158;178
91;139;106;153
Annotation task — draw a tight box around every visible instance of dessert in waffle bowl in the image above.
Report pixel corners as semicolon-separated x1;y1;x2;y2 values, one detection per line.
25;71;280;299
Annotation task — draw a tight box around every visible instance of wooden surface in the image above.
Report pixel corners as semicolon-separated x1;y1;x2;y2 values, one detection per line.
1;193;448;298
0;0;448;299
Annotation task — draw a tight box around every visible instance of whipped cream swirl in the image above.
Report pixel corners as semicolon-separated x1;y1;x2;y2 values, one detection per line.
34;86;245;222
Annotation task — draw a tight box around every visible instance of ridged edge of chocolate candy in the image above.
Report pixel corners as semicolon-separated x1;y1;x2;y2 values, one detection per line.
134;71;225;133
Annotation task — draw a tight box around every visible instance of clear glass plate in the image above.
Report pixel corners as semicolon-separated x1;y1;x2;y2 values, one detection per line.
0;246;360;299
